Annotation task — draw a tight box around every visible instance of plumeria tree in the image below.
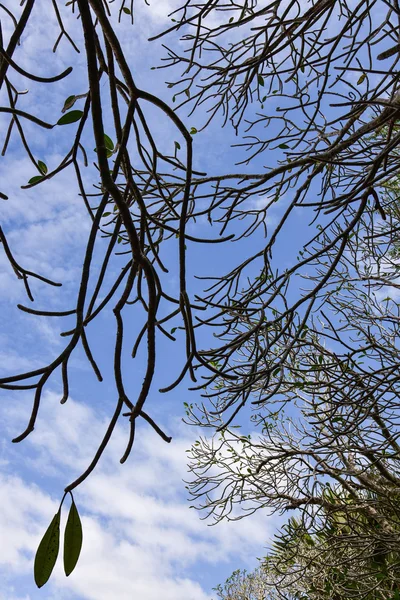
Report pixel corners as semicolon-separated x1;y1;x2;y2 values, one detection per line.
2;0;400;588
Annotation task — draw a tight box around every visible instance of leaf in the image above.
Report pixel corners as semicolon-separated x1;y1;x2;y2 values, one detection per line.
257;74;264;86
103;212;111;217
122;7;131;14
38;160;48;175
357;73;366;85
104;134;114;151
28;176;44;185
171;327;177;334
64;501;83;576
34;511;60;588
185;89;190;98
279;143;289;149
57;110;83;126
190;127;197;135
174;141;181;150
229;17;234;23
62;95;76;113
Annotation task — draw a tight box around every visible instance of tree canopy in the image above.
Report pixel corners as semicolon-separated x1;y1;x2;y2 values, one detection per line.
2;0;400;592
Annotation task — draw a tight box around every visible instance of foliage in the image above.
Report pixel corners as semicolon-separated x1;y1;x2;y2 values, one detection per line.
213;567;299;600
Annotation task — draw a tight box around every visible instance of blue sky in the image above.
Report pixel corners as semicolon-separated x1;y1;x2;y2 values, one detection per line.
0;1;280;598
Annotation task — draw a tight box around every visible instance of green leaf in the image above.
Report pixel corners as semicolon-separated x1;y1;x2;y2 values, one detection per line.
122;7;131;14
103;212;111;217
171;327;177;334
357;73;366;85
174;141;181;150
62;95;76;112
185;89;190;98
229;17;234;23
279;143;289;149
34;511;60;588
257;75;264;86
57;111;83;126
104;134;114;151
28;176;44;185
38;160;48;175
64;501;83;577
190;127;197;135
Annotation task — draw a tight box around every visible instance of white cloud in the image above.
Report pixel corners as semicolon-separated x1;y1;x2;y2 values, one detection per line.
0;392;271;599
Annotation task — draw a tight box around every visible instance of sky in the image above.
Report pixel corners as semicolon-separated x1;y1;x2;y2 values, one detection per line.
0;1;278;598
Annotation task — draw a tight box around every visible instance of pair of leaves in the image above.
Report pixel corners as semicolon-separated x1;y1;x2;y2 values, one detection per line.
28;160;48;185
34;501;83;588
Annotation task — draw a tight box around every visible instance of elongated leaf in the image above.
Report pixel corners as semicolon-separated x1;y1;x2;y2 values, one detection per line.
357;73;366;85
38;160;48;175
57;110;83;126
64;501;83;576
62;95;77;113
104;133;114;151
34;511;60;588
28;176;44;185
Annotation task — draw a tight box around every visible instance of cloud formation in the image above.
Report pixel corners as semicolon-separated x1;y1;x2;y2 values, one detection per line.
0;392;270;599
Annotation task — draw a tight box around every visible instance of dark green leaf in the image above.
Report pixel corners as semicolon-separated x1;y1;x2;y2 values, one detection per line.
38;161;48;175
57;111;83;126
229;17;234;23
257;75;264;86
104;134;114;151
171;327;177;334
174;141;181;150
64;501;83;577
122;7;131;14
28;176;44;185
103;212;111;217
190;127;197;135
34;511;60;588
62;95;76;112
279;143;289;149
